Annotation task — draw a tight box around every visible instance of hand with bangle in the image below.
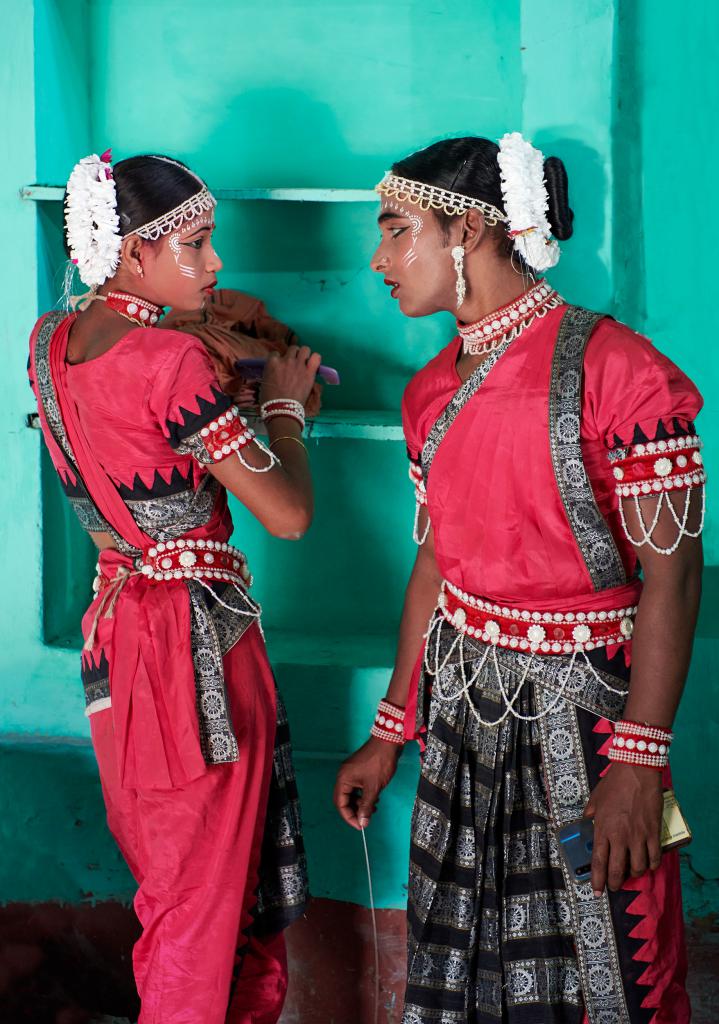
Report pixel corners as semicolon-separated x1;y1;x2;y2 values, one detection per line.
333;696;406;830
584;716;673;897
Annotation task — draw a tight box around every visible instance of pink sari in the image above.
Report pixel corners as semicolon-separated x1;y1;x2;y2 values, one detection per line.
29;310;307;1023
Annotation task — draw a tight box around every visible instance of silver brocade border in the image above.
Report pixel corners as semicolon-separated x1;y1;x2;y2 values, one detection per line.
33;312;136;555
548;307;627;592
537;690;631;1024
188;582;240;766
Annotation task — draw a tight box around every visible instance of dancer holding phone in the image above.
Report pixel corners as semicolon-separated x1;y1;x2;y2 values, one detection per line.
335;134;704;1023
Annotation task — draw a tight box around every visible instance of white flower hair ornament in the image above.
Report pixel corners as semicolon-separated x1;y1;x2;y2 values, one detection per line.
64;149;122;289
497;132;560;273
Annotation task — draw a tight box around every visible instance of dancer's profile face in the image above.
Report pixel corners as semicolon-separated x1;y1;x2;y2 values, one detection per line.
370;200;456;317
139;213;223;311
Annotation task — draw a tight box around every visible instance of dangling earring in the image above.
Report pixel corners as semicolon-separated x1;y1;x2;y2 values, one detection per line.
136;263;143;277
451;245;466;309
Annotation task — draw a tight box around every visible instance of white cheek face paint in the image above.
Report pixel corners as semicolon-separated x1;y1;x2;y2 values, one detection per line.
169;232;197;279
382;199;424;270
168;215;214;280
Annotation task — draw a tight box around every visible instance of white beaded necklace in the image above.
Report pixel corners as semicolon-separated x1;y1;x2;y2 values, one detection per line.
457;280;564;356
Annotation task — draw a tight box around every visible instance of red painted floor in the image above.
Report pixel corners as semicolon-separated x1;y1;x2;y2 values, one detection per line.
0;899;716;1022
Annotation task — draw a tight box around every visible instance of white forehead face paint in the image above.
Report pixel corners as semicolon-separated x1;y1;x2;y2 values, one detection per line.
382;199;424;241
168;217;214;280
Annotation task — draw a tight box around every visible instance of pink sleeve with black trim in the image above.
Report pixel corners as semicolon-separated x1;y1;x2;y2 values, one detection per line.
584;320;706;551
149;334;256;465
584;320;703;449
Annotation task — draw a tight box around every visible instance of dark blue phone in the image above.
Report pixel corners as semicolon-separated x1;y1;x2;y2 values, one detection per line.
557;818;595;881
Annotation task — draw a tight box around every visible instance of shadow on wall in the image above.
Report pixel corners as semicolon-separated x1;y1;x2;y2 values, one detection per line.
527;134;611;309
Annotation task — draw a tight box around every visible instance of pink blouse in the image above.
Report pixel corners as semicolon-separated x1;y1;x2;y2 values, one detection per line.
402;304;703;606
63;324;236;541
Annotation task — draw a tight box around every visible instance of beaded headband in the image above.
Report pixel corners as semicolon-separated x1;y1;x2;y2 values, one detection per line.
375;172;507;227
130;186;217;241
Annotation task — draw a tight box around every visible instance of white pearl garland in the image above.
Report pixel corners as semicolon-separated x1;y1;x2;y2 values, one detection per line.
422;599;631;729
619;486;705;556
409;462;430;545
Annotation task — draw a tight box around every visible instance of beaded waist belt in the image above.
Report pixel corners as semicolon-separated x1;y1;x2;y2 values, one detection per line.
138;538;252;586
95;537;252;594
89;538;256;653
438;580;636;655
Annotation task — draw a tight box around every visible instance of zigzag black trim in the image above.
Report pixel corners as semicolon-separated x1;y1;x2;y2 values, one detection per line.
166;385;233;448
576;701;655;1022
608;888;657;1023
81;649;110;686
81;649;110;708
59;472;85;499
612;417;697;449
117;463;194;501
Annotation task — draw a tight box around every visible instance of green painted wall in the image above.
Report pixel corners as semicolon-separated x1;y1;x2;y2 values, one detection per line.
636;0;719;883
2;0;716;915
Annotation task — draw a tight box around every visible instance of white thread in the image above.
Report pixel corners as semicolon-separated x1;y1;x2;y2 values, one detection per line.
360;826;380;1024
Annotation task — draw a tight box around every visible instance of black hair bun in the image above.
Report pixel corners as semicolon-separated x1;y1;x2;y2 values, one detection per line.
544;156;574;240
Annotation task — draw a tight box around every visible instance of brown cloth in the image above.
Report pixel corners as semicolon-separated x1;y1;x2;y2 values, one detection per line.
162;288;322;416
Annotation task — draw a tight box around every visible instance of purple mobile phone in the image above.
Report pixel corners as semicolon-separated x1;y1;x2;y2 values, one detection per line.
234;357;340;386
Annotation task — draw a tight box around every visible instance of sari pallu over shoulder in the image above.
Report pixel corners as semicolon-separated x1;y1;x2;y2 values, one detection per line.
29;311;252;790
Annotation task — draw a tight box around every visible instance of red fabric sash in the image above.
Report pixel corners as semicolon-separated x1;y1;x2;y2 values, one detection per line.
33;314;209;790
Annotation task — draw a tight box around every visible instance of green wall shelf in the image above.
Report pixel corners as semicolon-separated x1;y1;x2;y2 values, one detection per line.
21;185;377;203
28;409;404;440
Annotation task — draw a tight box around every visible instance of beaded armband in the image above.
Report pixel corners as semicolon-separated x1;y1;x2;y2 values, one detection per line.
609;434;706;554
607;719;673;771
409;460;430;545
175;406;256;466
370;698;406;745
